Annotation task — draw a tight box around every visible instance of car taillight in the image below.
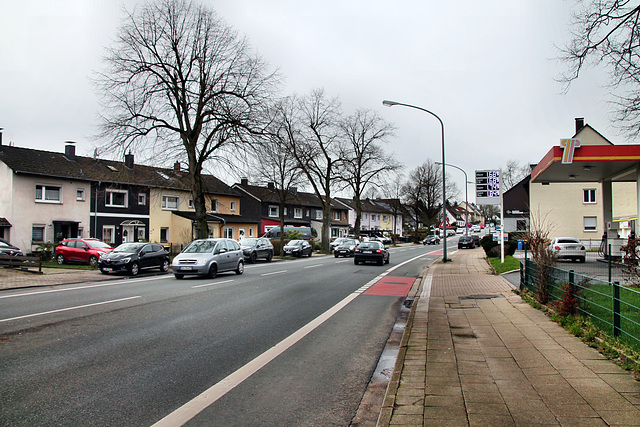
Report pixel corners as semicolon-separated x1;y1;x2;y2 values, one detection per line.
376;249;382;253
581;246;585;250
554;246;561;250
355;248;360;253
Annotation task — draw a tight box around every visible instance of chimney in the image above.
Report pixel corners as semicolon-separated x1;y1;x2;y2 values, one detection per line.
64;141;76;161
241;177;248;186
173;161;181;172
125;152;134;169
290;186;297;195
575;117;584;134
267;182;275;190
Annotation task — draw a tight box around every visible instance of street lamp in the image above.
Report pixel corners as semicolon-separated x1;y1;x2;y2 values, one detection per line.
436;162;470;235
382;100;450;262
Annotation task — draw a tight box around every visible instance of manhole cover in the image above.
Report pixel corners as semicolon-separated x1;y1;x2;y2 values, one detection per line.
460;294;503;300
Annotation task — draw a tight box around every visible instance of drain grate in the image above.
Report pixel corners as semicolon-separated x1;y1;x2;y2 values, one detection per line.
460;294;503;300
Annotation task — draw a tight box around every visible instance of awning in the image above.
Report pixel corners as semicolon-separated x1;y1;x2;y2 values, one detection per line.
0;218;12;227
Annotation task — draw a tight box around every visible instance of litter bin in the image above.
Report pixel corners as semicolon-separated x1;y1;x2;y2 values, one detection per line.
517;240;523;250
405;236;410;243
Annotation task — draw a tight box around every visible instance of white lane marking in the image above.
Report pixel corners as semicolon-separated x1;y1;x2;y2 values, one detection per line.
335;260;351;263
0;277;161;300
261;270;287;276
0;296;141;323
192;280;234;289
303;264;323;269
153;251;432;426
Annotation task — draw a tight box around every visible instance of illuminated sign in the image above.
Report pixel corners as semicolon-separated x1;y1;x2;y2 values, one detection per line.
476;170;501;205
560;138;581;164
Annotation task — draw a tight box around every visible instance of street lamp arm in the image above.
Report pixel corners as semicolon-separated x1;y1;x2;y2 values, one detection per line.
383;100;444;131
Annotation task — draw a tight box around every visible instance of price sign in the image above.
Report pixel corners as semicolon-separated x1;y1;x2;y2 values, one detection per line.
476;170;501;205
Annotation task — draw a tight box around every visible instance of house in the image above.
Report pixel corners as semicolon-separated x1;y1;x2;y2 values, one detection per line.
0;141;257;254
335;197;400;237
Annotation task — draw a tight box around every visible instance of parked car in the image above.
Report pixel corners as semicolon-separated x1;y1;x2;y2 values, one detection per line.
283;240;313;257
458;235;475;249
263;226;313;241
440;229;456;237
470;234;480;247
456;228;465;235
354;241;390;266
423;235;440;245
172;238;244;279
549;237;586;263
334;239;358;257
0;238;23;257
370;234;392;244
99;242;169;276
330;237;351;252
55;238;113;266
239;237;274;263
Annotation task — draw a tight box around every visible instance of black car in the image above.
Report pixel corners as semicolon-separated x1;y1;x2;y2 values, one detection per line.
423;235;440;245
334;239;358;257
283;240;313;257
98;242;170;276
354;241;389;266
458;235;475;249
239;237;274;263
0;238;23;256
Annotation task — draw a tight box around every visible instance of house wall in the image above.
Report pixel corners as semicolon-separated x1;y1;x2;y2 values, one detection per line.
9;174;91;253
0;162;14;242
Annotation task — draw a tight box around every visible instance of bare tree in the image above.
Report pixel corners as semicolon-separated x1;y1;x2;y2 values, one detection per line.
250;97;307;254
94;0;278;238
380;173;406;239
287;89;342;252
560;1;640;137
501;159;530;191
339;109;399;238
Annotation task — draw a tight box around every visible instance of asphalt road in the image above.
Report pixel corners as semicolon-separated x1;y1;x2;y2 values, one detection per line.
0;242;449;426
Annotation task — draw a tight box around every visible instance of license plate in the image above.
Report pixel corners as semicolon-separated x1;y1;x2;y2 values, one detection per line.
179;266;192;271
103;268;112;272
363;250;372;254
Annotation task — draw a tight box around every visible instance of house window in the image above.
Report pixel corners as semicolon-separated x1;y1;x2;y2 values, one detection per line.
106;189;128;208
583;189;596;204
331;228;338;237
138;193;146;205
162;195;179;210
32;225;45;242
160;227;169;243
189;199;194;209
584;216;597;232
76;189;85;201
364;213;368;220
383;215;388;222
103;226;115;245
249;227;254;237
224;226;234;239
230;201;236;212
35;184;61;203
211;199;219;213
294;208;302;219
77;227;83;238
315;210;322;220
334;211;341;221
269;205;279;217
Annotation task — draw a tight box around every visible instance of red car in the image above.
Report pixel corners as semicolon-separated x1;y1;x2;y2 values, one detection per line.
55;238;113;266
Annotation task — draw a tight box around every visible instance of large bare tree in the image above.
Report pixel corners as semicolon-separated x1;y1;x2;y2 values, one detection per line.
560;1;640;137
95;0;277;238
501;159;530;191
339;109;399;238
287;89;342;252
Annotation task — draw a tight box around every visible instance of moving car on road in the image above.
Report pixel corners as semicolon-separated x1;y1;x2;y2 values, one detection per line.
354;241;390;266
239;237;273;263
423;235;440;245
458;236;475;249
334;239;358;257
172;238;244;279
283;240;313;257
330;237;350;252
55;238;112;266
549;237;586;263
98;242;169;276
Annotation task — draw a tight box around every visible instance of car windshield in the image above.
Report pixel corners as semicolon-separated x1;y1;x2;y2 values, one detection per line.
239;239;257;247
114;243;143;253
0;242;9;248
359;242;380;249
557;238;580;244
183;240;217;253
86;240;111;249
340;240;357;246
288;240;303;246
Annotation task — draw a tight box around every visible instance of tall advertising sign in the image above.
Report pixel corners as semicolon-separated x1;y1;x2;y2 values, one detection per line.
475;170;501;205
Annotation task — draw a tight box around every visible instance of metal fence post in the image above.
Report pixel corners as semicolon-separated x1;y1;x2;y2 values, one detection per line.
608;244;612;284
613;281;621;337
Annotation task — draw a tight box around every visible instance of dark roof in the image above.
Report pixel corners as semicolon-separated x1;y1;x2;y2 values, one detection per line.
234;182;347;210
172;211;260;224
0;145;238;196
336;197;393;214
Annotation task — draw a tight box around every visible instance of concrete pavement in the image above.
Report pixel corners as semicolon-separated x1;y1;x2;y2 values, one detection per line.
377;247;640;426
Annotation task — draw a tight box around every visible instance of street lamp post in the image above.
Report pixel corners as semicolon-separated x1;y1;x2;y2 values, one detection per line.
436;162;470;235
382;100;450;262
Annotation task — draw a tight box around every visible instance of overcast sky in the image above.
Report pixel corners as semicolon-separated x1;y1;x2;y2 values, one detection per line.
0;0;619;200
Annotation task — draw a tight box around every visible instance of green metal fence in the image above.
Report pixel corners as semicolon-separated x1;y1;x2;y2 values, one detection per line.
520;259;640;353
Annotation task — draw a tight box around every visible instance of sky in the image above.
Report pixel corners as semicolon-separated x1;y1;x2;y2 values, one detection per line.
0;0;621;201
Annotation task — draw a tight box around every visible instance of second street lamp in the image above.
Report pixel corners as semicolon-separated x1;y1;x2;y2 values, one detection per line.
436;162;470;235
382;100;449;262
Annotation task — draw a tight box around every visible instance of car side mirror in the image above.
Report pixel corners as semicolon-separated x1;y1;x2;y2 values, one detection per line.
83;246;89;251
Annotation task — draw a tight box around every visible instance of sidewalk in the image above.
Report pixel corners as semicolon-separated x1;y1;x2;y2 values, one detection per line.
378;247;640;426
0;266;112;291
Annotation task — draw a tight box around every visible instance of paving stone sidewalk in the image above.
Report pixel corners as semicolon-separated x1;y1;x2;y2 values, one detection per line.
378;247;640;426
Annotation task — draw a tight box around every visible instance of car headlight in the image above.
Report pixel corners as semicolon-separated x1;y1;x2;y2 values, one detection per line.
122;257;131;263
198;258;208;265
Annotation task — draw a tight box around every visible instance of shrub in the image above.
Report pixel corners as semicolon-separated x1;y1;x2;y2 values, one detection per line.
480;234;517;257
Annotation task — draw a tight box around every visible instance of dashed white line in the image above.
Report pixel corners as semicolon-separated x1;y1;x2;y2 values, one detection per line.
303;264;323;269
261;270;287;276
0;296;141;323
192;280;234;289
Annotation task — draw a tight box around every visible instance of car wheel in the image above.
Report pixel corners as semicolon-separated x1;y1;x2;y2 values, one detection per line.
89;255;98;267
100;269;109;274
378;258;384;266
266;252;273;262
354;259;359;265
385;256;390;264
56;254;65;265
208;264;217;279
308;251;312;257
174;273;184;280
129;262;139;276
235;260;244;275
250;252;257;264
580;257;586;263
160;259;170;272
334;252;339;258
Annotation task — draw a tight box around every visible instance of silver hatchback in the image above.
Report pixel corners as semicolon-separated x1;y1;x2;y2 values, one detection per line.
172;238;245;279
